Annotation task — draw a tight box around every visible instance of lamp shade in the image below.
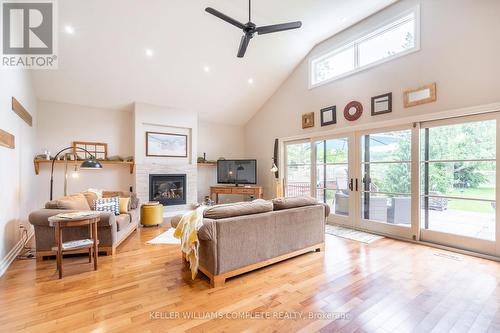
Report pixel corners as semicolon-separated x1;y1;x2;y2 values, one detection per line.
80;159;103;169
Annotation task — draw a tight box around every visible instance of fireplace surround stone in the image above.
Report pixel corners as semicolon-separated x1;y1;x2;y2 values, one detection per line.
135;163;197;211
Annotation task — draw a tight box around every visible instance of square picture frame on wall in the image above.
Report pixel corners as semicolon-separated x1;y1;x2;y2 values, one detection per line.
302;112;315;129
371;92;392;116
320;106;336;126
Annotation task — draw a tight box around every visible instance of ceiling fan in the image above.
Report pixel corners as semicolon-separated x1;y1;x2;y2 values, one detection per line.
205;0;302;58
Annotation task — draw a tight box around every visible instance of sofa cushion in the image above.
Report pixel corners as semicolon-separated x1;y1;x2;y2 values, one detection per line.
82;191;98;209
170;214;183;228
103;191;129;198
204;199;273;220
127;209;140;225
272;196;318;211
103;191;139;210
45;193;91;210
29;209;116;227
116;214;131;232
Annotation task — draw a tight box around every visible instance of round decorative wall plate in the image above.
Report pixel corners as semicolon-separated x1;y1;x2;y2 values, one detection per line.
344;101;363;121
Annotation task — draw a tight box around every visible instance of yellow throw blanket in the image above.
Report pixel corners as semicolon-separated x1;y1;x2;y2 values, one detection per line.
174;206;205;279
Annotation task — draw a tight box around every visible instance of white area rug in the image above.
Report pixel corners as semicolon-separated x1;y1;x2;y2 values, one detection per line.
146;228;180;245
325;225;384;244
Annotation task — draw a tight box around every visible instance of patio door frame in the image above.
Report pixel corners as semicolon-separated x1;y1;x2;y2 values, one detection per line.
312;133;357;228
352;124;419;240
283;139;315;199
418;112;500;256
284;125;419;240
281;106;500;258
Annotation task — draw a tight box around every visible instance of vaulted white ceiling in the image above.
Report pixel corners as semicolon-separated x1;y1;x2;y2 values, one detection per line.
32;0;396;125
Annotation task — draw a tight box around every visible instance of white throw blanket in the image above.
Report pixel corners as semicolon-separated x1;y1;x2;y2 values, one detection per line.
174;206;206;279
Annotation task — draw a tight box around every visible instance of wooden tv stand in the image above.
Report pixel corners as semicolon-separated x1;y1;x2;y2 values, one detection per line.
210;185;263;204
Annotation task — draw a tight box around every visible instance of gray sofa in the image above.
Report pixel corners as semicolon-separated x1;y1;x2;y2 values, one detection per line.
29;191;140;260
172;197;328;287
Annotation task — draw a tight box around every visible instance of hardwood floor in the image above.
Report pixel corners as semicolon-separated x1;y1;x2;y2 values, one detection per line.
2;224;500;333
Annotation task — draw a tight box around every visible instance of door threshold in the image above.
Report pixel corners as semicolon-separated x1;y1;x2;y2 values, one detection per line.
328;223;500;262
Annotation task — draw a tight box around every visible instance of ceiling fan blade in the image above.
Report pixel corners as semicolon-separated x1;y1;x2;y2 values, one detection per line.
237;34;251;58
205;7;245;30
256;21;302;35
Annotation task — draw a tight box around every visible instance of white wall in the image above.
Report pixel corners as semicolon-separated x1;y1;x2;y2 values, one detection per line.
197;121;246;202
133;102;199;207
245;0;500;198
35;101;247;206
36;101;134;202
133;102;198;165
0;70;38;272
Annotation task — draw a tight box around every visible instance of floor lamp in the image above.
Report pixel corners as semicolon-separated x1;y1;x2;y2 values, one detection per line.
50;147;103;200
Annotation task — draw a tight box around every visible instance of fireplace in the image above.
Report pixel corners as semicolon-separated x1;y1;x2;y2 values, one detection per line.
149;174;186;206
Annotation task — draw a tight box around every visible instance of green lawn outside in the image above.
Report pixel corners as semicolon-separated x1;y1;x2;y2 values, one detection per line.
447;187;495;213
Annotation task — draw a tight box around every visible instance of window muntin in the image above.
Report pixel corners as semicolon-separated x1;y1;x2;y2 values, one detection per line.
310;8;419;88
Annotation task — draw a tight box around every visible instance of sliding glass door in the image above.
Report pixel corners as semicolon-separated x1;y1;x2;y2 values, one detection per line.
282;112;500;256
356;127;415;238
284;141;312;197
314;136;354;225
420;115;498;254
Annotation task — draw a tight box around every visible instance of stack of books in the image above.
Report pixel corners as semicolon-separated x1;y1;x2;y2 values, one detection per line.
62;239;94;250
54;211;96;220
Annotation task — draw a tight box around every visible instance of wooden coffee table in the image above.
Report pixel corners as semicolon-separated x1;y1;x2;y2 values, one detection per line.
48;212;100;279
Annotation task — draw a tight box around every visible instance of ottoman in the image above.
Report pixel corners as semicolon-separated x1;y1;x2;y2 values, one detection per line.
141;204;164;227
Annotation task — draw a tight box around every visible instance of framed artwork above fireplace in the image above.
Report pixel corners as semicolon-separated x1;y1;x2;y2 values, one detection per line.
146;132;188;158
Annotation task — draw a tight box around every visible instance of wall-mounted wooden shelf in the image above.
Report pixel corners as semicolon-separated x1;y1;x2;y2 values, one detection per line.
34;159;135;175
197;162;216;167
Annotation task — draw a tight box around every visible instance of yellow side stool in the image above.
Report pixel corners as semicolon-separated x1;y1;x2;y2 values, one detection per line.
141;204;164;227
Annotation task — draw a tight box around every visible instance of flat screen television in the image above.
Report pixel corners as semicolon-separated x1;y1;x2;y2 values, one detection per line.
217;159;257;185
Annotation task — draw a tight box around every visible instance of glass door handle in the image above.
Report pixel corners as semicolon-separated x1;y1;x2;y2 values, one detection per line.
355;178;359;191
349;178;353;191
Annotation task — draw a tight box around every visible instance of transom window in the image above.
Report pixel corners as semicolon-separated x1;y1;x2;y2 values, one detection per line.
310;6;420;88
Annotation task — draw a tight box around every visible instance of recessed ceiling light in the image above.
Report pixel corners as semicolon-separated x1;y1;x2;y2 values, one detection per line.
64;25;75;34
341;17;347;22
203;66;211;73
145;48;154;57
248;78;254;84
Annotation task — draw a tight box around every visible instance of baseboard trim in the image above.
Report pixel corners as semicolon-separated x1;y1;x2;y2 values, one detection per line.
0;227;34;278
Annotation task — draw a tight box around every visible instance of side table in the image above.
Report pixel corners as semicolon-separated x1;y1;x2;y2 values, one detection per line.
48;213;100;279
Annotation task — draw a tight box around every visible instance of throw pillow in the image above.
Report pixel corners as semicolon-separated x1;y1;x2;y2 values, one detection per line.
130;192;140;210
45;193;91;210
272;196;318;211
81;191;98;209
94;197;120;215
87;188;103;199
204;199;273;219
119;197;131;214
